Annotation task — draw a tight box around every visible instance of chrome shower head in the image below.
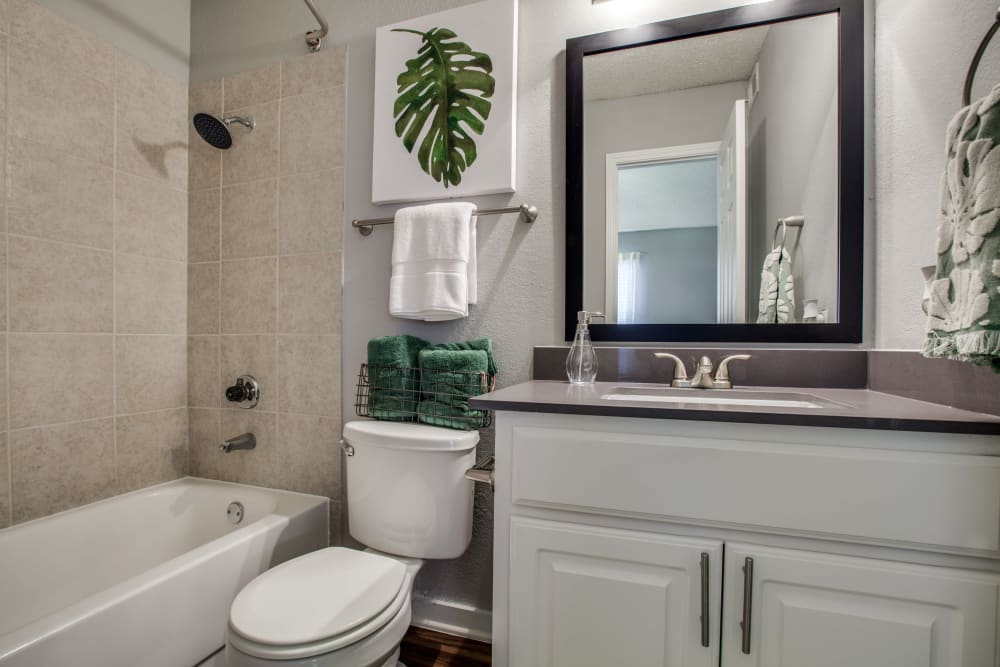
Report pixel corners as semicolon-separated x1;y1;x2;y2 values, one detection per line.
192;113;255;150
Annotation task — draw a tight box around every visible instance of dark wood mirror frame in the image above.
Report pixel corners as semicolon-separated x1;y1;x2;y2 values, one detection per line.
565;0;864;343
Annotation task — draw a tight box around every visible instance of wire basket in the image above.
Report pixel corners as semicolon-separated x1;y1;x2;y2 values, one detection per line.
355;363;495;430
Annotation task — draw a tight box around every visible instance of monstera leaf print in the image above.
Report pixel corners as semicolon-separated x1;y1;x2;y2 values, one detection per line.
392;27;495;188
927;268;991;332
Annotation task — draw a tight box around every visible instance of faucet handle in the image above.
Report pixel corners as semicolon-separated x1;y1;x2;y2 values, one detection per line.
715;354;752;389
654;352;691;388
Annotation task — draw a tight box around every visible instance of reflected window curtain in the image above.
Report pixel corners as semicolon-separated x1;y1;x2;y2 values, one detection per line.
617;252;641;324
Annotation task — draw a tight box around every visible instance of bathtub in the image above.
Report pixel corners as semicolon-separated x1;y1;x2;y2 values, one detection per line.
0;477;328;667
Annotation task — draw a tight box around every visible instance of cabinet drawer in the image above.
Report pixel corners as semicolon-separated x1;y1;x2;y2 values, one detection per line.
510;425;1000;552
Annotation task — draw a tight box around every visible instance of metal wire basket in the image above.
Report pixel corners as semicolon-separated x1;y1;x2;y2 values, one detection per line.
355;363;495;430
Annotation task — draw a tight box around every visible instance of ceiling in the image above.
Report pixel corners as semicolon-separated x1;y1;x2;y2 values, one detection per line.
584;25;769;102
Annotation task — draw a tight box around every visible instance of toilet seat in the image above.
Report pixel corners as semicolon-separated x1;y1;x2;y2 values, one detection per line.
228;548;411;661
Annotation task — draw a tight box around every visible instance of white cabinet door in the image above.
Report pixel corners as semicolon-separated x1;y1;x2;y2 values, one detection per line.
722;543;1000;667
509;517;723;667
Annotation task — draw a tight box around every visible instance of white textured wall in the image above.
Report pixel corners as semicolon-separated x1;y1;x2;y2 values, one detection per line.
875;0;1000;349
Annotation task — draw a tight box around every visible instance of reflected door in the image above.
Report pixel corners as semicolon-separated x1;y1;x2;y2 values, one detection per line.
718;99;748;324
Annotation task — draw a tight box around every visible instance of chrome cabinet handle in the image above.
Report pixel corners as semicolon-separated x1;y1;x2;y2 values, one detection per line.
740;557;754;655
700;552;710;648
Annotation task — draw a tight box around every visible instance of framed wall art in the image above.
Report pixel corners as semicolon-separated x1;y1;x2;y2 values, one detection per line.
372;0;518;204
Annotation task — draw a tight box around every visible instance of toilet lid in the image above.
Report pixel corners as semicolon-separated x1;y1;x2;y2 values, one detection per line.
229;547;407;646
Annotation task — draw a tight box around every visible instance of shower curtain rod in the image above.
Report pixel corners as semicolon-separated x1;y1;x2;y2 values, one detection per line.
302;0;329;52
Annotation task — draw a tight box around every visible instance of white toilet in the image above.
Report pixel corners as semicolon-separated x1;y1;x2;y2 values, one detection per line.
224;420;479;667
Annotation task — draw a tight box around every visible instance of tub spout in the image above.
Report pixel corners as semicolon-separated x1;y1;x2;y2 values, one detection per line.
220;433;256;453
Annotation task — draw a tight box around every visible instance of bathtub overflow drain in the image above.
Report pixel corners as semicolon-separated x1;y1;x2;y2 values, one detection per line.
227;501;245;525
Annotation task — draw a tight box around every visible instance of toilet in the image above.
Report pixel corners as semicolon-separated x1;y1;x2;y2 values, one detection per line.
224;420;480;667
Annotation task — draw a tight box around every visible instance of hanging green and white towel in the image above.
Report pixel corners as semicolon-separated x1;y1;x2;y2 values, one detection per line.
923;83;1000;371
756;246;796;324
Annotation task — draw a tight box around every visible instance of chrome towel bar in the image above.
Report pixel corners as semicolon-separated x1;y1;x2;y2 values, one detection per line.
352;204;538;236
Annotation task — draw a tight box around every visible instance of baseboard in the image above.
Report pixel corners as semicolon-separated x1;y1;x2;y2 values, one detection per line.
409;595;492;643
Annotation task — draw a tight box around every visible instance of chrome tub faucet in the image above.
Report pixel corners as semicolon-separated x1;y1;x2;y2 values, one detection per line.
220;432;256;453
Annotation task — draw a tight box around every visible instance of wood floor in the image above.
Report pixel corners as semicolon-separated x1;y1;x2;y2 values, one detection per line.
399;626;492;666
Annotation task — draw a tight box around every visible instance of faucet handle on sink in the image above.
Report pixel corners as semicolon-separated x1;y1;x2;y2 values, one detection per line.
714;354;752;389
653;352;691;388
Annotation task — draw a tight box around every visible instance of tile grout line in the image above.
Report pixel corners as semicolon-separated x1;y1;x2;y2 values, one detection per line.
275;62;284;491
112;50;119;495
11;407;186;434
215;76;224;471
5;28;12;528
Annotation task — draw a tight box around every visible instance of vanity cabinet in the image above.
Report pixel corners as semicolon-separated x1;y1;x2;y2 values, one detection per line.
491;412;1000;667
509;517;723;667
722;544;1000;667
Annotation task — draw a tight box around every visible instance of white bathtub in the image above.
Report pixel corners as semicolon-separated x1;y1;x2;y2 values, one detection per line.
0;477;328;667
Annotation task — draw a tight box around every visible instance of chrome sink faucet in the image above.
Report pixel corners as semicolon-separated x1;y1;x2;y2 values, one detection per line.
654;353;752;389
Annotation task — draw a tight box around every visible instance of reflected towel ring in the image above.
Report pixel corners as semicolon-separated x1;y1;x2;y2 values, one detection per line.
963;7;1000;106
773;219;788;251
773;215;805;251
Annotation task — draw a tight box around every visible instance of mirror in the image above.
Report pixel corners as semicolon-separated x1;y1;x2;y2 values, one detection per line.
566;0;864;343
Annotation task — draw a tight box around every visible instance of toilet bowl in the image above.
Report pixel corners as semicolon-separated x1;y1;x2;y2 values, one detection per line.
225;548;423;667
225;420;479;666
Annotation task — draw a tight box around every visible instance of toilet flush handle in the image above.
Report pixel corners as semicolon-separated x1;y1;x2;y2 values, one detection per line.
340;440;354;457
465;454;495;492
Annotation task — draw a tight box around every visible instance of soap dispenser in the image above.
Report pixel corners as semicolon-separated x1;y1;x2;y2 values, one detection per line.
566;311;603;384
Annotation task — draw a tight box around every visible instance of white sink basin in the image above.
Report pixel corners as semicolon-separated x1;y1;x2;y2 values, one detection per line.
601;386;844;410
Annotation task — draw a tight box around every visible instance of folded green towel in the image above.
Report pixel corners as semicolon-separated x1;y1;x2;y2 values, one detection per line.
417;399;487;430
367;335;430;421
418;349;489;407
425;338;499;377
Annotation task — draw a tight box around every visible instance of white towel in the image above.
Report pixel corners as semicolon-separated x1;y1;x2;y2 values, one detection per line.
389;203;478;321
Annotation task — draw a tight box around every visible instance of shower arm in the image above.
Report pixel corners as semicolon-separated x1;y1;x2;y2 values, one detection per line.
302;0;329;52
222;115;255;130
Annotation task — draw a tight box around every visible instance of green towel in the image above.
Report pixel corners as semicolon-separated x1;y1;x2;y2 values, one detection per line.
417;348;489;429
417;399;487;430
425;338;499;376
366;335;430;421
924;83;1000;371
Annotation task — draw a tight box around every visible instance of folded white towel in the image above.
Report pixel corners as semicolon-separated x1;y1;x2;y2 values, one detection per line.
389;202;478;321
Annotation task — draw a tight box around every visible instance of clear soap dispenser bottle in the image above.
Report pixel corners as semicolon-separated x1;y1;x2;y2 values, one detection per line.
566;311;603;384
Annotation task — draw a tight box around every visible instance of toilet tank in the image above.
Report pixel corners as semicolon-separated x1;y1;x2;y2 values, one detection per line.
343;420;479;559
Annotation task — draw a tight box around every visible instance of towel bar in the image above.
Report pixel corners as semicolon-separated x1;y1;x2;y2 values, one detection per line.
352;204;538;236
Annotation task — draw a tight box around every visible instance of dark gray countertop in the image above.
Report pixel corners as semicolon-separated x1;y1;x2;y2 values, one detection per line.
468;381;1000;435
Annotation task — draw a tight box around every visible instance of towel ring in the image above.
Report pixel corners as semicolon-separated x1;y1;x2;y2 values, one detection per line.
772;216;805;250
963;7;1000;106
773;219;789;251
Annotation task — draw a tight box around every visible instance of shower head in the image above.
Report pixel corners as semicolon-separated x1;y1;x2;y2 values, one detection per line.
192;113;255;150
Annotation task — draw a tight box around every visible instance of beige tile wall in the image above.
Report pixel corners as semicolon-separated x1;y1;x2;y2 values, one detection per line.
187;46;346;544
0;0;189;527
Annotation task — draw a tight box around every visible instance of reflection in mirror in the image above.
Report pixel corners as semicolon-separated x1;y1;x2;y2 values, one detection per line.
582;13;839;325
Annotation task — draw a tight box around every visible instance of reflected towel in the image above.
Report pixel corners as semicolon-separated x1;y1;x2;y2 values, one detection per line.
756;246;796;324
